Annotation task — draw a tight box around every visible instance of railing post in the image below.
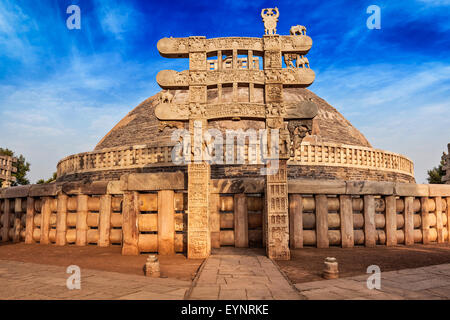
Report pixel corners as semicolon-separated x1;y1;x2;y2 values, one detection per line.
364;195;376;247
1;199;10;242
385;196;397;246
56;193;68;246
315;195;329;248
435;197;444;243
25;197;35;244
404;196;414;245
421;197;430;244
339;195;353;248
158;190;175;255
289;194;303;249
98;194;112;247
13;198;22;243
122;192;139;255
76;195;88;246
40;197;51;245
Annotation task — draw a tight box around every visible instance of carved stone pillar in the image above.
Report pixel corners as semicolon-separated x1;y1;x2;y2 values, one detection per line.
187;38;211;259
263;35;290;260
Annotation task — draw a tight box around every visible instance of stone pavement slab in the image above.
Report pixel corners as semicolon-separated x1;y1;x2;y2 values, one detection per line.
0;259;190;300
295;263;450;300
186;248;303;300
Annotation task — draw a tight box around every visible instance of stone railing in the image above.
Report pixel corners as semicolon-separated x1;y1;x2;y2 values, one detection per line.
2;175;450;255
0;172;186;256
289;142;414;177
57;142;414;178
287;180;450;248
57;144;175;177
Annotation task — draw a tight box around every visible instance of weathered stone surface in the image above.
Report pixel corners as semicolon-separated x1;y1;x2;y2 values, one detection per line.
395;183;429;197
2;185;31;198
121;172;185;191
429;184;450;197
29;183;61;197
346;181;394;195
288;179;346;194
210;178;264;194
61;181;109;195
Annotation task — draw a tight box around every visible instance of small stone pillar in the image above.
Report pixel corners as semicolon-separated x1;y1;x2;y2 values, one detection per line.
323;257;339;279
144;255;161;278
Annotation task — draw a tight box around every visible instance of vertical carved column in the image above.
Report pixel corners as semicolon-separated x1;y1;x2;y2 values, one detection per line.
263;35;289;260
56;193;68;246
188;162;210;258
265;160;290;259
25;197;35;244
289;194;303;249
98;194;112;247
187;36;210;259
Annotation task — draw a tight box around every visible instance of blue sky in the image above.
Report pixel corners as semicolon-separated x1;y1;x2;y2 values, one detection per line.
0;0;449;183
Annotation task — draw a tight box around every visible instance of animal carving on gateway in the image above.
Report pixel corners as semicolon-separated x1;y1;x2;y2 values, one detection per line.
290;25;307;36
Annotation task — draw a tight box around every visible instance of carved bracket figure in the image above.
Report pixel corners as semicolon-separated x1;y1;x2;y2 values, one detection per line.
159;90;174;104
261;7;279;35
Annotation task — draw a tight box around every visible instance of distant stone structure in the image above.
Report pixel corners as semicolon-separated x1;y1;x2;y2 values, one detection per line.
443;144;450;184
0;155;17;188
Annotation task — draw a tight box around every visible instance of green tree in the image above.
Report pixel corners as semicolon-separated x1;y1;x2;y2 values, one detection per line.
427;154;446;184
36;172;57;184
0;148;30;186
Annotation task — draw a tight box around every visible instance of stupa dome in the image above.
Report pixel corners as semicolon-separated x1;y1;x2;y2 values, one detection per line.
57;87;414;183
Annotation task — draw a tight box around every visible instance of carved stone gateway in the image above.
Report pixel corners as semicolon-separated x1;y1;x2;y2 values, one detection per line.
156;9;317;259
443;144;450;184
0;156;17;189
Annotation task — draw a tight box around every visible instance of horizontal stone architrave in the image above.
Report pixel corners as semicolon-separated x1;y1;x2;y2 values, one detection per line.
56;142;415;179
157;35;313;57
120;172;185;191
429;184;450;197
345;181;394;195
210;178;265;194
394;183;429;197
288;179;346;194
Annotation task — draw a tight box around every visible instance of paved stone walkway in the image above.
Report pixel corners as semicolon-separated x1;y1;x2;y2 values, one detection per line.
296;263;450;300
2;252;450;300
187;248;302;300
0;259;191;299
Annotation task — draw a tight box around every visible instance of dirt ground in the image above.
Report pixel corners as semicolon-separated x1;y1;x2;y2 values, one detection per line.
0;243;203;281
277;243;450;284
